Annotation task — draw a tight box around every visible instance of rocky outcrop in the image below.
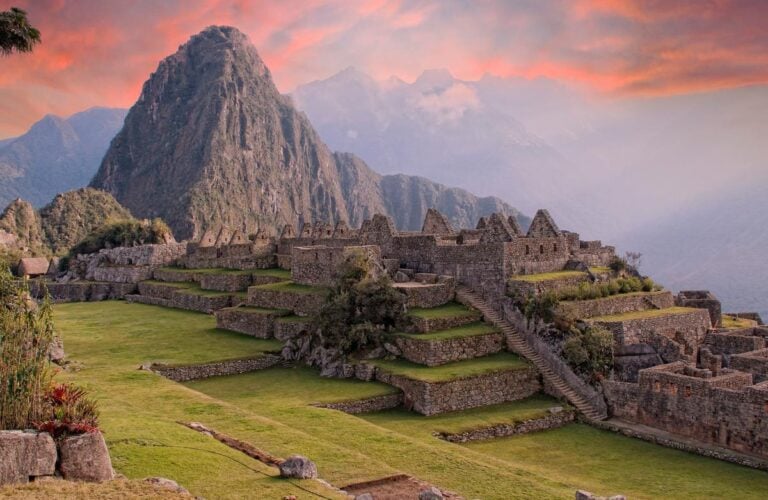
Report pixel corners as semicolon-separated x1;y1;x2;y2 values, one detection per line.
278;455;317;479
91;26;524;239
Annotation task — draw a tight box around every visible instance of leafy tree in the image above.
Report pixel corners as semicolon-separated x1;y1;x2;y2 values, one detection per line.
0;7;41;56
562;325;614;381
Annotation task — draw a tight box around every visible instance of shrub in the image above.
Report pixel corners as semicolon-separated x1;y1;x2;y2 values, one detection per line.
0;267;54;430
608;256;627;273
556;277;657;302
35;383;99;437
67;218;173;260
523;292;559;324
296;249;409;367
562;326;614;380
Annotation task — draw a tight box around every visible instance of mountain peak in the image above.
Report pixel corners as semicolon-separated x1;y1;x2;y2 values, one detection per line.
414;69;455;91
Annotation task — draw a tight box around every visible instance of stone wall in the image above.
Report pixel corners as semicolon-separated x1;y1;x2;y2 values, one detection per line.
676;290;723;328
558;291;675;319
437;408;575;443
706;331;766;356
313;393;403;414
572;247;616;267
151;355;281;382
507;273;588;298
91;265;153;283
291;245;381;286
30;281;137;302
199;273;253;292
602;362;768;459
274;318;311;341
246;287;327;316
171;291;240;314
591;309;711;355
375;366;541;415
393;280;454;308
731;349;768;383
394;331;504;366
215;307;288;338
504;237;571;275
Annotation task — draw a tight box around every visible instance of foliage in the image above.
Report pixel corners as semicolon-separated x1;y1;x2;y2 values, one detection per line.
521;292;559;323
35;382;99;437
0;7;40;55
562;325;614;380
556;277;658;301
608;256;627;273
302;249;409;363
66;218;172;261
0;267;53;430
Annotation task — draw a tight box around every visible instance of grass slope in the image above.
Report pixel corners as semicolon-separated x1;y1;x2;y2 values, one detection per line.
53;302;768;500
251;281;328;294
510;271;586;283
591;306;699;322
394;322;499;341
407;302;479;319
371;352;530;382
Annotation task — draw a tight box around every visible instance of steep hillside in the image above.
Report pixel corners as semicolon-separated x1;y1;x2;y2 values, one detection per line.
91;26;523;239
0;108;127;208
0;189;136;256
39;188;135;255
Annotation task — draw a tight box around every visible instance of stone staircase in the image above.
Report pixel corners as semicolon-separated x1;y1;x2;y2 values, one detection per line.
456;286;608;421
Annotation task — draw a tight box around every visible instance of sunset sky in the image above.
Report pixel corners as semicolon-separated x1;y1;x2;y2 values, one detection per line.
2;0;768;137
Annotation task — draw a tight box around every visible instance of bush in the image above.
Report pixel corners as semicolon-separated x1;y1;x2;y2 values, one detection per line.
67;218;173;259
563;326;614;380
297;249;409;366
608;256;627;273
523;292;559;324
0;267;54;430
35;383;99;437
557;277;657;302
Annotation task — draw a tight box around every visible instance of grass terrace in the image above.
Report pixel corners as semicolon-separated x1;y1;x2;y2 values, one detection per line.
223;306;291;316
251;280;329;294
722;314;759;329
275;314;312;323
140;279;195;289
251;268;292;280
407;302;479;319
590;306;698;322
510;270;586;283
394;322;499;341
589;266;611;274
174;284;247;299
371;352;529;383
50;301;768;499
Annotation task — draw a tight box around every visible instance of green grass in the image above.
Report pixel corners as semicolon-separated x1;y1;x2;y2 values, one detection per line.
361;394;563;435
589;266;611;274
561;290;664;304
394;322;499;341
141;280;195;289
407;302;478;319
591;306;699;322
510;271;586;283
463;424;768;500
53;301;768;500
371;352;530;382
252;268;292;280
174;285;246;298
722;315;757;329
251;281;328;294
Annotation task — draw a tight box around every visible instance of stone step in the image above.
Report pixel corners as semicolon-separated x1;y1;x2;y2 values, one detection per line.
406;302;482;333
456;286;608;421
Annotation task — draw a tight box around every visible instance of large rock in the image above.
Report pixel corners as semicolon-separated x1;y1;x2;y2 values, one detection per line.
278;455;317;479
419;487;445;500
58;431;115;482
0;431;57;485
143;476;190;495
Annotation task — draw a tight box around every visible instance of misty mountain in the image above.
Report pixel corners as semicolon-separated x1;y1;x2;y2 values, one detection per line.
91;27;524;240
0;108;127;208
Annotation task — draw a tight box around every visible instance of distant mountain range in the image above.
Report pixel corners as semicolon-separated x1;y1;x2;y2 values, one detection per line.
89;26;524;240
0;108;127;208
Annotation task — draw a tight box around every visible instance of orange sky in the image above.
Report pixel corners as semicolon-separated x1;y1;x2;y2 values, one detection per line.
2;0;767;137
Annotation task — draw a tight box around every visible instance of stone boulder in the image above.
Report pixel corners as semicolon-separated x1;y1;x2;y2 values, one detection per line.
278;455;317;479
576;491;626;500
58;431;115;482
0;431;57;485
419;487;445;500
144;476;190;495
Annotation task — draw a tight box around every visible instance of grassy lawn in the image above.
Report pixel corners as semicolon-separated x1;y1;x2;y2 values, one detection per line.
361;394;564;435
407;302;479;319
463;424;768;500
722;314;758;329
394;322;499;341
252;268;292;280
590;306;699;322
251;281;329;294
371;352;530;382
275;314;312;323
52;301;768;500
510;271;586;283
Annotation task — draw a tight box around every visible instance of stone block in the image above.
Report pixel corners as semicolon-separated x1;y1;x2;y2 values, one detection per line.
0;431;56;485
58;431;114;482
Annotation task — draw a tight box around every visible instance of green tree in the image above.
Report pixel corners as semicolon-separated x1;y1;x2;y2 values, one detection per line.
0;7;41;55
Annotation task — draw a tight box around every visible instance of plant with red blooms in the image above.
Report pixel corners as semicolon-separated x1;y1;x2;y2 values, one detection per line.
35;382;99;438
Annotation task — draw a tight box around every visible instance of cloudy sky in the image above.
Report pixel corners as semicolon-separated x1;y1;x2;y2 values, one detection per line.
2;0;768;138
